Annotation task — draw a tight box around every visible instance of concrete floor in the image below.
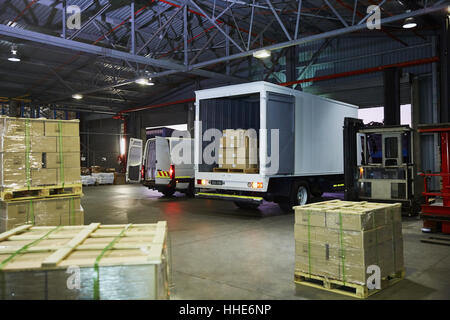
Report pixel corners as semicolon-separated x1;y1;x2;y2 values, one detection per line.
82;184;450;300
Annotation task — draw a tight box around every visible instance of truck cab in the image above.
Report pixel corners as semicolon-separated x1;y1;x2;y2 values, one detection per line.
126;135;195;197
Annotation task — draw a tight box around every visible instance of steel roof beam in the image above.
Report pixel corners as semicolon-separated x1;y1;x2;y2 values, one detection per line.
0;23;243;83
191;4;449;69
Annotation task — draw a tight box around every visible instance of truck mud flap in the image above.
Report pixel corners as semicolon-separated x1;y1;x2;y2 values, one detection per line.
196;192;263;204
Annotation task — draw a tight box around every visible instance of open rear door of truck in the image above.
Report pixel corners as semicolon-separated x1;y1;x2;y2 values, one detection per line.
126;138;143;183
155;136;171;183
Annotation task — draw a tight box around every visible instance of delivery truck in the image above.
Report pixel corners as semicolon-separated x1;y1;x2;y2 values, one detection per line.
127;135;195;197
194;81;358;211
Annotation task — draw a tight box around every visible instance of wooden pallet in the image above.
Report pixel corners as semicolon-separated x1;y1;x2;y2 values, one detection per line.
294;270;405;299
213;167;259;174
0;184;83;201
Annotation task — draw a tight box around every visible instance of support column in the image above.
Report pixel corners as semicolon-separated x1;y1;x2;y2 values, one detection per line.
383;67;401;125
440;16;450;123
411;77;423;202
286;46;297;89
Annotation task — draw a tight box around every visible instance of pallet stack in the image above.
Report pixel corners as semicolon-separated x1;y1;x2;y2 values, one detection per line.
0;117;83;232
0;221;170;300
217;129;258;173
294;200;404;298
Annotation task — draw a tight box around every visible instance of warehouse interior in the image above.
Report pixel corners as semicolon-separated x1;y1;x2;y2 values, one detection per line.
0;0;449;300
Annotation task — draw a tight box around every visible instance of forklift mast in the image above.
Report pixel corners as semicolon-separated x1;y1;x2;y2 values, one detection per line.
343;117;364;201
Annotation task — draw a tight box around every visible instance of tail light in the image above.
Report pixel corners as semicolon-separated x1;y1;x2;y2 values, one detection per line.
141;166;145;179
169;164;175;180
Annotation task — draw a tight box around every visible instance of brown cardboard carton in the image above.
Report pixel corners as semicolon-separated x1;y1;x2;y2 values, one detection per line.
56;137;80;153
393;221;403;240
0;197;83;232
31;136;57;153
326;207;385;231
57;167;81;185
114;172;126;185
45;152;80;169
0;118;44;136
45;121;79;137
376;224;393;243
393;238;404;272
0;201;30;221
295;255;340;278
31;168;57;186
294;207;327;227
0;136;26;152
295;224;379;249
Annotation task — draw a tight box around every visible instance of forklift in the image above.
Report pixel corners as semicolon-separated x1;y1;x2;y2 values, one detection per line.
343;118;420;216
417;123;450;235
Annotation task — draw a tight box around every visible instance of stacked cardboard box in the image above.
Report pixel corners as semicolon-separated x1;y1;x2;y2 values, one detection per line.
0;117;84;232
218;129;258;170
0;117;81;188
0;197;84;232
294;200;404;285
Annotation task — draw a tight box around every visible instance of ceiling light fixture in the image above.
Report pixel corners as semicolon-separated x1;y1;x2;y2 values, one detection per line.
135;77;155;86
402;17;417;29
8;46;20;62
253;49;271;59
72;93;83;100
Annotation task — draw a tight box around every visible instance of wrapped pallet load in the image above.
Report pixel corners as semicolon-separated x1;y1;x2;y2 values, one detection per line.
217;129;258;172
0;117;81;193
294;200;404;298
0;117;83;232
0;196;84;233
0;221;170;300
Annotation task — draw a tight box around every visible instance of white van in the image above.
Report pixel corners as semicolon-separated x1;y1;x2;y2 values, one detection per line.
127;136;195;197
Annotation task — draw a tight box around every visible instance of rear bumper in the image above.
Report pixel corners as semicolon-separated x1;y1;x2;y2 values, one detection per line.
143;178;193;191
196;191;264;204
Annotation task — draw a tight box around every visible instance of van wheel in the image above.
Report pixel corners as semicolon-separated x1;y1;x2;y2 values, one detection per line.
279;181;310;213
162;188;175;197
185;182;195;198
234;202;260;210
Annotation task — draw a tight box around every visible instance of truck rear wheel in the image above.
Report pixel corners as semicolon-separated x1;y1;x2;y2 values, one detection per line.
162;187;175;197
234;202;260;210
278;181;310;213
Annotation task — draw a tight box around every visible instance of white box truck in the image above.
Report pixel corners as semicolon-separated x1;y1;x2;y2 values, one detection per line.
194;81;358;211
127;136;195;197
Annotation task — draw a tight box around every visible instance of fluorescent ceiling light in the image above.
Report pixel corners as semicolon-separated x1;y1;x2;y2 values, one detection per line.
8;56;20;62
253;49;271;59
72;93;83;100
135;77;154;86
403;17;417;29
8;47;20;62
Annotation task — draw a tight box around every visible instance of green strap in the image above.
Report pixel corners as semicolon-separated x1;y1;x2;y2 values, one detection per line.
58;121;65;188
0;226;61;270
29;200;35;225
307;211;312;276
25;119;31;190
93;224;131;300
338;212;346;285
